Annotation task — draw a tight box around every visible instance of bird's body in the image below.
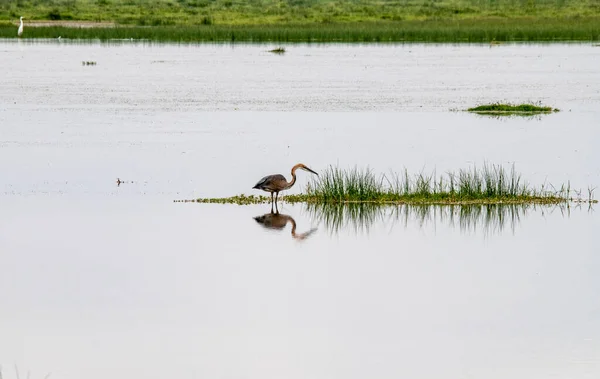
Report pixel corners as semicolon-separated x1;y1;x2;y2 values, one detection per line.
17;17;24;37
253;174;290;192
253;163;318;212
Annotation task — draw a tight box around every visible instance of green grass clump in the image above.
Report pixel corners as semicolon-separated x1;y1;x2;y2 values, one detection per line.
307;164;573;204
268;47;286;54
187;164;596;206
468;103;559;114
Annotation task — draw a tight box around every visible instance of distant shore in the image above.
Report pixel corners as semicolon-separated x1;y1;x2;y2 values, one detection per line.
2;0;599;42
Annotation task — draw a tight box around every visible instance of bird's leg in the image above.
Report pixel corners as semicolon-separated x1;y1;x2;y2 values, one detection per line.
270;192;274;213
275;192;279;214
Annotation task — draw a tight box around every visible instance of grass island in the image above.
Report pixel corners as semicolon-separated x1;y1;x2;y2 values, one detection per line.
181;165;597;206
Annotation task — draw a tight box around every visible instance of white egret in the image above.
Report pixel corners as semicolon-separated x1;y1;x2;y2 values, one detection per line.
17;16;24;37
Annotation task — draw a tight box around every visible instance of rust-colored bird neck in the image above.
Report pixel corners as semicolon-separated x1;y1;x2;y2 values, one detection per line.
285;164;302;190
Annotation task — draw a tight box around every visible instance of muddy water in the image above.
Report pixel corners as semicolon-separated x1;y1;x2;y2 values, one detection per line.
1;41;599;379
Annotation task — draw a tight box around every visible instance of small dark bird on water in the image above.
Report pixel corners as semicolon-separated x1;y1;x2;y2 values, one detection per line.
253;163;318;212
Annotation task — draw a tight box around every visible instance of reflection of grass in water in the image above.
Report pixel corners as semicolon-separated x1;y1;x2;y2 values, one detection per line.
306;202;385;234
306;202;568;235
0;366;52;379
442;203;524;234
471;113;549;121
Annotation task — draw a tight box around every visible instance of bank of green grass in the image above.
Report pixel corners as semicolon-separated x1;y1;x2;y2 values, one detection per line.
306;165;570;204
468;102;559;114
3;0;600;26
2;0;600;42
187;164;596;205
2;18;599;42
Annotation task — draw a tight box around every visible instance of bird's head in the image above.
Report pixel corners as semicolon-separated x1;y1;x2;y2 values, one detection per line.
294;163;318;176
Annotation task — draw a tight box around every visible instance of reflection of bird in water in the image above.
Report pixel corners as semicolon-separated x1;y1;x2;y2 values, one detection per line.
18;16;24;37
254;212;317;241
253;163;318;213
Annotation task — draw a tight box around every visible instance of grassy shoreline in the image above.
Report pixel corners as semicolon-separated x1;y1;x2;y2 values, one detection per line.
185;194;576;205
182;165;597;206
4;0;599;42
3;0;600;25
2;18;599;42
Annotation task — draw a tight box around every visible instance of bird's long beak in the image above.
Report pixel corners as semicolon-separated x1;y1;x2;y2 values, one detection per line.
304;167;318;176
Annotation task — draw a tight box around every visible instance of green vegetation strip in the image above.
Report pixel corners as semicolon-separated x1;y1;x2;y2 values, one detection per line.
3;0;600;26
183;165;597;205
2;18;599;42
3;0;600;42
468;103;559;115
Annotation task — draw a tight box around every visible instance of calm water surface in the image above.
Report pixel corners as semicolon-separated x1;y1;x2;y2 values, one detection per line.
1;41;599;379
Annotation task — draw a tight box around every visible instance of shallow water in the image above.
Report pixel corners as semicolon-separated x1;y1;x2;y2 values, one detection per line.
1;41;599;379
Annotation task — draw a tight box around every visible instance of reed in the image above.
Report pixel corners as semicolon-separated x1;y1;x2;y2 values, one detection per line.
2;17;599;42
307;164;573;204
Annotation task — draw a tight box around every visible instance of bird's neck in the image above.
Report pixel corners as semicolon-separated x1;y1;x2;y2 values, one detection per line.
286;169;297;189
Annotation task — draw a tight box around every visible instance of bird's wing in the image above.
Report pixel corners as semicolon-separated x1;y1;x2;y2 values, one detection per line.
253;174;286;190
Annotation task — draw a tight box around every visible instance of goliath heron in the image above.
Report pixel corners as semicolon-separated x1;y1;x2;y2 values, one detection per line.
253;163;318;211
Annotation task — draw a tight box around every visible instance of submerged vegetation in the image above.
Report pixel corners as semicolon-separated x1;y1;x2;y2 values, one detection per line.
468;103;559;115
186;164;597;206
2;0;599;42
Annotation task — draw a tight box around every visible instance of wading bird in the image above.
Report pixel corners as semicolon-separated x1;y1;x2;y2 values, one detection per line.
17;17;24;37
253;163;318;212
